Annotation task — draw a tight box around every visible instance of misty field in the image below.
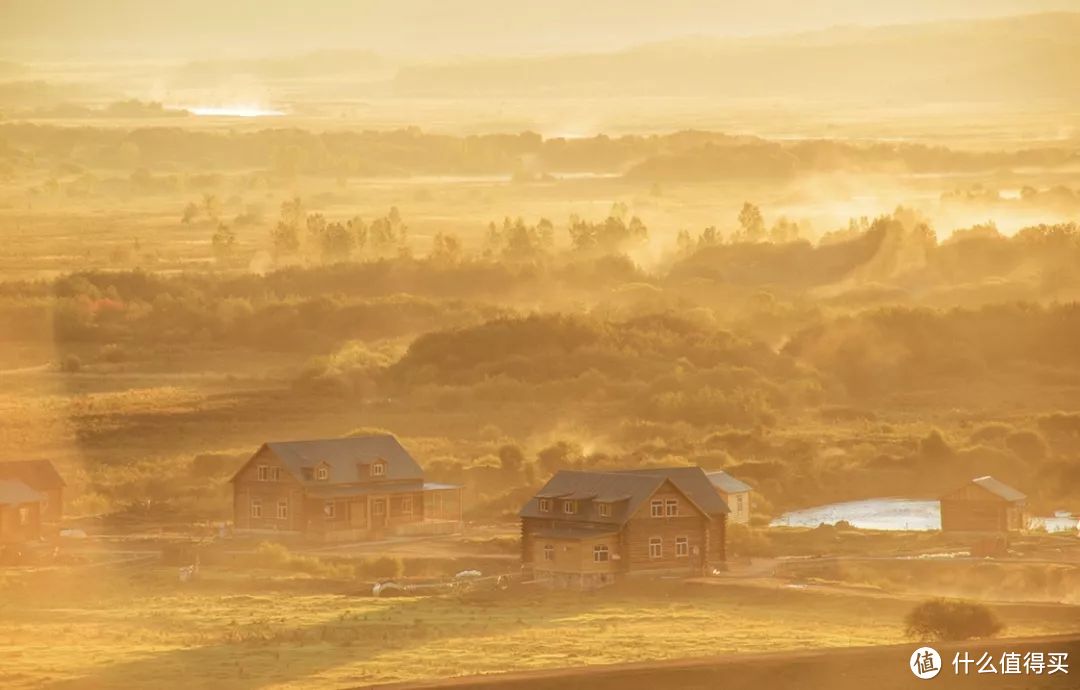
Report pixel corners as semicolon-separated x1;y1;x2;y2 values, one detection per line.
2;569;1078;690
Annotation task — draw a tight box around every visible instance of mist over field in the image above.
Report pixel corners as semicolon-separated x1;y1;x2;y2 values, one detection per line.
0;2;1079;689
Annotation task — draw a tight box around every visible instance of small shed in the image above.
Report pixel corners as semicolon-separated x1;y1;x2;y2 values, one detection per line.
0;479;43;543
706;471;753;525
0;460;65;523
940;476;1025;533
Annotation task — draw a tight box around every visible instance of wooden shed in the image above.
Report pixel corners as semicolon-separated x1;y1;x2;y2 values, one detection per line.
0;460;64;523
0;479;43;543
940;476;1026;533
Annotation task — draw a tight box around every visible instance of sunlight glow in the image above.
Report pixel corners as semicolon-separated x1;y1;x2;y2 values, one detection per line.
186;105;285;117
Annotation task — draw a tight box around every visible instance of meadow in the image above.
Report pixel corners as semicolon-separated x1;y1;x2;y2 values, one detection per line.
2;568;1078;690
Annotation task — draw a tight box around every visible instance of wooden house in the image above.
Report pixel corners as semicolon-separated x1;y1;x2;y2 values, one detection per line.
0;480;43;543
940;476;1026;533
520;466;728;588
230;435;462;542
0;460;64;523
706;470;753;525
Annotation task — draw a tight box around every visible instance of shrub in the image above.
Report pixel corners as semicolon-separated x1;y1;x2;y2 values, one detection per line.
905;599;1003;641
366;555;404;579
59;354;82;373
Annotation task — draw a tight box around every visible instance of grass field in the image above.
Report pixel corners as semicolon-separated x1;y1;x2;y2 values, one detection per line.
2;568;1079;690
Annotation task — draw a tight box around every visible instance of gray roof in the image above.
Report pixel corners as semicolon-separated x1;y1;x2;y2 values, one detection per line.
0;460;65;490
971;476;1026;503
705;470;753;494
0;479;43;505
245;435;424;486
522;471;661;524
618;466;731;516
520;466;729;524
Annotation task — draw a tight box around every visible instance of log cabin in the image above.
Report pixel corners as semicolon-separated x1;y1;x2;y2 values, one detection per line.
520;466;728;588
0;479;43;544
230;435;462;542
940;475;1026;533
0;460;64;523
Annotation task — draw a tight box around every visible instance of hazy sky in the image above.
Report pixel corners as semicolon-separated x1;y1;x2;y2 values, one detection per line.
2;0;1079;60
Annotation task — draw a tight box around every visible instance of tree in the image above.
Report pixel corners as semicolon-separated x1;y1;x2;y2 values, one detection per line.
769;216;800;243
319;221;355;262
347;216;367;253
270;221;300;259
306;213;327;242
201;193;222;222
181;201;199;224
430;232;463;263
271;197;304;260
735;202;766;243
280;196;304;229
211;223;236;261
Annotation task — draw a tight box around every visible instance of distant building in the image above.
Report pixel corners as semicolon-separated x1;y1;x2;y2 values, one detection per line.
706;470;753;525
230;435;462;541
0;460;65;523
0;480;43;543
940;476;1026;533
520;466;728;588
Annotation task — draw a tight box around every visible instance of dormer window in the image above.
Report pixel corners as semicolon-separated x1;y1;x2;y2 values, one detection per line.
538;498;551;512
316;466;329;481
598;503;611;518
370;461;386;478
563;500;577;515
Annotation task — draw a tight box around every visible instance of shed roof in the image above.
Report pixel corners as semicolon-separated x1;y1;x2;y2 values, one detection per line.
0;460;65;491
971;476;1026;502
0;479;43;505
705;470;753;495
942;475;1026;503
234;435;424;486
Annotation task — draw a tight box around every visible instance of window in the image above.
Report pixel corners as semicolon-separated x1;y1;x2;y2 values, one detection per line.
665;499;678;517
18;506;31;525
372;498;386;516
598;502;611;518
250;499;262;518
324;500;336;519
649;537;662;559
563;500;577;515
316;466;329;481
538;498;551;512
371;461;386;477
736;494;745;512
401;496;413;515
257;465;269;481
543;544;554;561
271;467;282;481
593;545;609;562
650;499;663;518
277;500;289;519
676;536;689;557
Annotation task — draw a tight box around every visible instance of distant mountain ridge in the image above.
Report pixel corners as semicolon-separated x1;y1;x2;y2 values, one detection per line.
391;13;1080;102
